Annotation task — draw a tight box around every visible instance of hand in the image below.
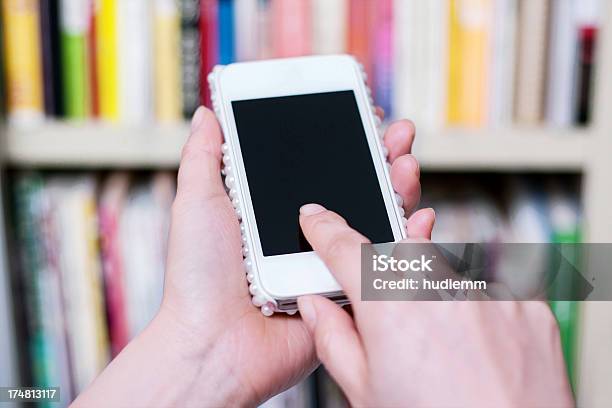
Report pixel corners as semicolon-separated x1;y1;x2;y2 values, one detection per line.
297;208;574;407
74;106;433;407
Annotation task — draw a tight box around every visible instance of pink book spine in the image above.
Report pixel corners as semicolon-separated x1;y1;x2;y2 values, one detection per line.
373;0;393;116
271;0;311;57
99;209;130;356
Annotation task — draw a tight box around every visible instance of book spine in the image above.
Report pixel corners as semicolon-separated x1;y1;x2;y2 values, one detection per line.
200;0;218;107
446;0;462;125
60;0;91;119
312;0;348;55
545;0;576;127
154;0;183;122
234;0;259;61
489;0;517;127
96;0;119;121
514;0;550;124
1;0;45;126
39;0;64;117
271;0;311;58
348;0;373;80
118;0;152;123
448;0;492;127
573;0;602;126
256;0;272;59
88;0;99;117
180;0;201;118
373;0;393;117
218;0;235;64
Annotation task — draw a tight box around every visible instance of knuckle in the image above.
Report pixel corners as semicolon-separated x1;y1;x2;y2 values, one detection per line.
324;230;361;260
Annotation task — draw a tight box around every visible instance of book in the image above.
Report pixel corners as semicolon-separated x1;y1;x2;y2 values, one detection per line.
88;0;99;117
573;0;602;125
393;0;448;132
348;0;374;82
489;0;517;127
218;0;236;64
39;0;64;116
47;176;109;394
60;0;91;119
312;0;348;55
96;0;119;121
271;0;311;58
1;0;45;126
98;173;131;357
256;0;273;59
446;0;492;127
514;0;550;124
180;0;201;117
234;0;260;61
372;0;393;117
200;0;218;106
546;0;577;128
117;0;152;123
154;0;183;121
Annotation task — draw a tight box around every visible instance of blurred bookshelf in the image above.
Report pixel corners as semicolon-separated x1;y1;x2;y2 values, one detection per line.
2;123;589;171
1;0;612;407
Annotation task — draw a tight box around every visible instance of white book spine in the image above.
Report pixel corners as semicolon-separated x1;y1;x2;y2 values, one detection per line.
118;0;152;123
235;0;260;61
311;0;348;55
423;0;449;130
60;0;89;35
393;0;417;122
489;0;517;127
546;0;577;127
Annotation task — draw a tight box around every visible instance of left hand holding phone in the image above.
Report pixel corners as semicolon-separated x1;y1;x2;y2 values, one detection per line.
73;106;430;407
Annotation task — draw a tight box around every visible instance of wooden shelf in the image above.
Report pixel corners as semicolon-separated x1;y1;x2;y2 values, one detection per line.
1;121;590;171
414;127;590;172
1;121;190;168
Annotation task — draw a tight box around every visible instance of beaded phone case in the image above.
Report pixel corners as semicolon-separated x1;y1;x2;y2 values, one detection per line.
208;56;408;316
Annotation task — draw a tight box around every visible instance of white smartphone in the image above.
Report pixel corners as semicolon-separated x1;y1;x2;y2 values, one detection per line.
208;55;407;315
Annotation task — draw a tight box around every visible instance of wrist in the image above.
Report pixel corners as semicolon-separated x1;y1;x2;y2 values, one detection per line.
74;306;252;407
149;306;253;406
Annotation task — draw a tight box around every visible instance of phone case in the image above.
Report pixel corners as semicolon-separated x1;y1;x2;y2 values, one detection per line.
208;57;408;316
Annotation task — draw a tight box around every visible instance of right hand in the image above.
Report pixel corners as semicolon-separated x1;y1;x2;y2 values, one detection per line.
297;205;574;407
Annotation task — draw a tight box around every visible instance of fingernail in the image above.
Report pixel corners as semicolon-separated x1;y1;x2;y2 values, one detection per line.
407;154;420;176
298;297;316;331
426;208;435;220
191;106;206;132
300;203;326;216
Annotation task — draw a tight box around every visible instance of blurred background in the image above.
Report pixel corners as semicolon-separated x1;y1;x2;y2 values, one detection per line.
0;0;611;407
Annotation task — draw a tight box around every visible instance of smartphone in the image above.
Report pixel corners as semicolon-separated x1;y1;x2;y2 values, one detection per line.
208;55;406;315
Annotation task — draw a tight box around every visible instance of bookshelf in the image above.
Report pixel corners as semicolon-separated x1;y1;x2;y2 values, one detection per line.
0;2;611;407
2;123;589;171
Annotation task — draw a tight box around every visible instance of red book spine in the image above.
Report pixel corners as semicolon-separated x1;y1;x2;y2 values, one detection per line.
348;0;374;82
89;2;99;117
200;0;218;107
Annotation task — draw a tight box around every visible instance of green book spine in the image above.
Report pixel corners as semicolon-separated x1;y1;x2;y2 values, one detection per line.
61;33;89;118
549;228;581;393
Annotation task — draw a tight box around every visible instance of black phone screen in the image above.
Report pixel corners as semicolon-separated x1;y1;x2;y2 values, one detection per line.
232;90;394;257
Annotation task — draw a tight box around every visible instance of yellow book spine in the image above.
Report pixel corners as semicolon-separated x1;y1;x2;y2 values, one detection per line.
154;2;182;122
96;0;119;121
1;0;44;123
458;0;491;127
446;0;462;125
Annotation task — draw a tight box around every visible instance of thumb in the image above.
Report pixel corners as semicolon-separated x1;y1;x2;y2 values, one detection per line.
298;295;367;401
175;106;226;208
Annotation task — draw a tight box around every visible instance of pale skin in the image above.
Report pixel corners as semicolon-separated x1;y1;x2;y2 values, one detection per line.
74;107;572;407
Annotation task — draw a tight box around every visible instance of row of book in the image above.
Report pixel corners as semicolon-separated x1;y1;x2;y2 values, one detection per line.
9;172;174;407
0;0;603;129
7;171;582;406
